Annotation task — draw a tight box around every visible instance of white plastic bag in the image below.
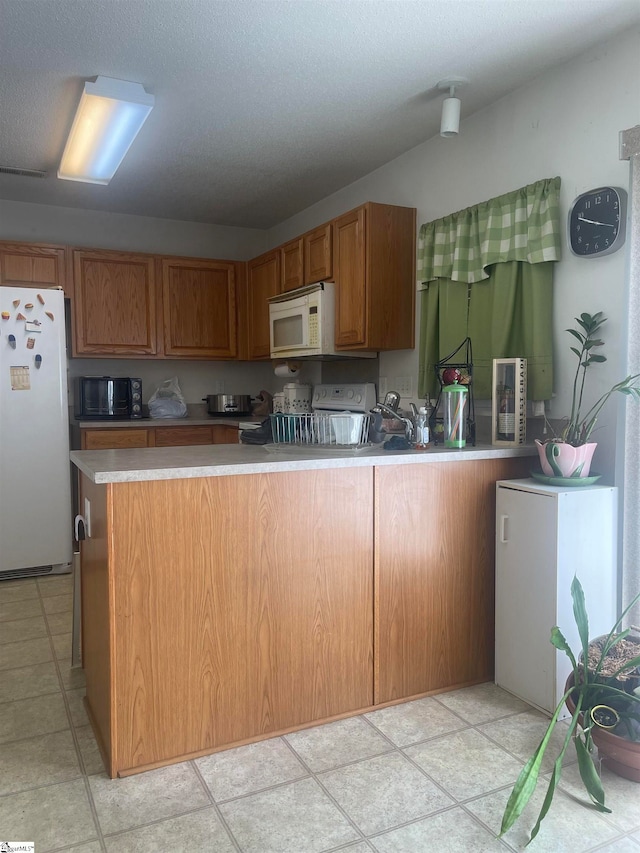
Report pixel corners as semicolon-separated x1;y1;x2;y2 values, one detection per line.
148;377;187;419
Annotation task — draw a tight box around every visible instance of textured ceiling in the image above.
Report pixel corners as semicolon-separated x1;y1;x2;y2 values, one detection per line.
0;0;639;229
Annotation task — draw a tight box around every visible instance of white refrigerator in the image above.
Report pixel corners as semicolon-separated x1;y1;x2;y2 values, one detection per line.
0;286;72;578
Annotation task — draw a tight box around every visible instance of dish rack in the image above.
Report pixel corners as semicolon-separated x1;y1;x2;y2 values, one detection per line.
270;412;371;447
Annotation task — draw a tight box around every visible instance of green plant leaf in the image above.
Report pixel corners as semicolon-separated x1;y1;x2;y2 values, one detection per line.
567;328;585;343
570;347;582;358
571;577;590;668
588;355;607;363
575;737;609;810
528;757;563;844
551;627;578;670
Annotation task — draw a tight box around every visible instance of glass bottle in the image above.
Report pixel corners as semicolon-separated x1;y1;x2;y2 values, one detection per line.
415;406;430;449
498;387;515;441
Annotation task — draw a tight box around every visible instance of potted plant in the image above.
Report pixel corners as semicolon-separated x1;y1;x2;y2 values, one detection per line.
500;577;640;844
535;312;640;479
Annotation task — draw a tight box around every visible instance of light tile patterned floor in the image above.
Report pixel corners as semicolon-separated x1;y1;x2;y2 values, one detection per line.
1;574;640;852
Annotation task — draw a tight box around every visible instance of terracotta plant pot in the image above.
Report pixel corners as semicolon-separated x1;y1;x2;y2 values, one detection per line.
535;439;597;479
565;674;640;782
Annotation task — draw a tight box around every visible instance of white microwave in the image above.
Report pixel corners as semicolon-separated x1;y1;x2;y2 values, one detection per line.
268;281;375;360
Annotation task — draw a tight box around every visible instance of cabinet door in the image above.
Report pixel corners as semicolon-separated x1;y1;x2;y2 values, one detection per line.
82;429;149;450
280;238;304;293
495;486;557;713
0;242;70;297
304;223;332;284
73;250;157;356
154;426;214;446
212;424;239;444
374;457;530;704
333;207;367;347
247;250;280;360
161;258;237;359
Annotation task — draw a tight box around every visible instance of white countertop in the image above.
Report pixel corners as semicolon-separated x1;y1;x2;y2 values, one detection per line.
70;442;537;484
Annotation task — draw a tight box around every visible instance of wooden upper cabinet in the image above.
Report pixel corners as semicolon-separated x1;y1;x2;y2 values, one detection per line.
333;207;367;348
304;223;332;284
278;225;332;294
280;238;304;293
333;203;416;352
73;249;157;356
247;250;280;360
0;242;70;298
161;257;237;359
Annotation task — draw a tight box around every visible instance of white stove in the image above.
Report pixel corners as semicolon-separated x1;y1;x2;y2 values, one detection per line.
311;383;377;414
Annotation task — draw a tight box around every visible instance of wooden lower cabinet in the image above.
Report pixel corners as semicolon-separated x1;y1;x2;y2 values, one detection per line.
82;429;150;450
374;457;531;703
80;456;530;777
80;424;239;449
81;468;373;776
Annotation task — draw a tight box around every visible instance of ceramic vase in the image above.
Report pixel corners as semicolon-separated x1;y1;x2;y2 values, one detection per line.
535;439;597;479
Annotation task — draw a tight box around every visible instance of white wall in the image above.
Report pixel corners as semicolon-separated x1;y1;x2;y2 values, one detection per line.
266;27;640;481
0;198;266;259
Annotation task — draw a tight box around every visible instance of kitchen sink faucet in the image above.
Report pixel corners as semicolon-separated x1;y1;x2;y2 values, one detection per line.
374;403;415;443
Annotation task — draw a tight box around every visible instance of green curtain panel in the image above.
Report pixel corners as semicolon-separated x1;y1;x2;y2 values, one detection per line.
417;177;561;401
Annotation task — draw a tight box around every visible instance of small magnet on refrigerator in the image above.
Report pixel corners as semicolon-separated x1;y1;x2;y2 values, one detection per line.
37;293;45;304
26;337;35;349
25;303;34;310
25;322;41;332
16;312;26;321
8;334;16;348
45;311;54;321
35;354;42;368
1;311;9;320
12;299;20;308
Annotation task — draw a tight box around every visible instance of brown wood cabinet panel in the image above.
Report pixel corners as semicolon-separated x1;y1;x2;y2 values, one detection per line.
212;424;239;444
154;426;214;446
374;457;531;704
79;476;113;775
304;223;332;284
280;238;304;293
82;429;150;450
0;242;70;297
247;250;280;360
365;203;416;351
333;203;416;352
108;469;373;772
333;207;367;347
73;250;157;356
161;258;237;358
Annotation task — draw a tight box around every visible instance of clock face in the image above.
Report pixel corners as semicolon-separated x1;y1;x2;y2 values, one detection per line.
568;187;627;258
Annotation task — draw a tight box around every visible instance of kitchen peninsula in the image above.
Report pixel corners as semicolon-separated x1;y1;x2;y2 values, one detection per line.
71;443;534;777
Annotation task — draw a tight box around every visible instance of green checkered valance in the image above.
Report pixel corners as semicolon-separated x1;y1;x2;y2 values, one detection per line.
417;176;562;286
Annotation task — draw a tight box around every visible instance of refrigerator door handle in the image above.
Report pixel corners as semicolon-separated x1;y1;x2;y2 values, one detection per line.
499;514;509;543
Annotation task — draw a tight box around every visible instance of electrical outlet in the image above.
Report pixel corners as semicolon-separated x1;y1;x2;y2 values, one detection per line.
214;379;224;394
394;376;413;397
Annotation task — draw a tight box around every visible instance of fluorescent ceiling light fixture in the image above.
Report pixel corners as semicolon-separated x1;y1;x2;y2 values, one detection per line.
58;76;154;185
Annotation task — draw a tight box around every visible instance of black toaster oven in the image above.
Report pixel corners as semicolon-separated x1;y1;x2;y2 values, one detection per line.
76;376;143;419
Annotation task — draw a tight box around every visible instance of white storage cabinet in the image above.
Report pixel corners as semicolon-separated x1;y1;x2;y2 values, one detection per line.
495;478;617;717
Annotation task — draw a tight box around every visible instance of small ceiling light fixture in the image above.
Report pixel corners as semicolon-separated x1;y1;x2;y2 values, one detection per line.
58;76;154;185
437;78;467;138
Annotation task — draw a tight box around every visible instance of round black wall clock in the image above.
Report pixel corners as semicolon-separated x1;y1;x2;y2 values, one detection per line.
568;186;627;258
